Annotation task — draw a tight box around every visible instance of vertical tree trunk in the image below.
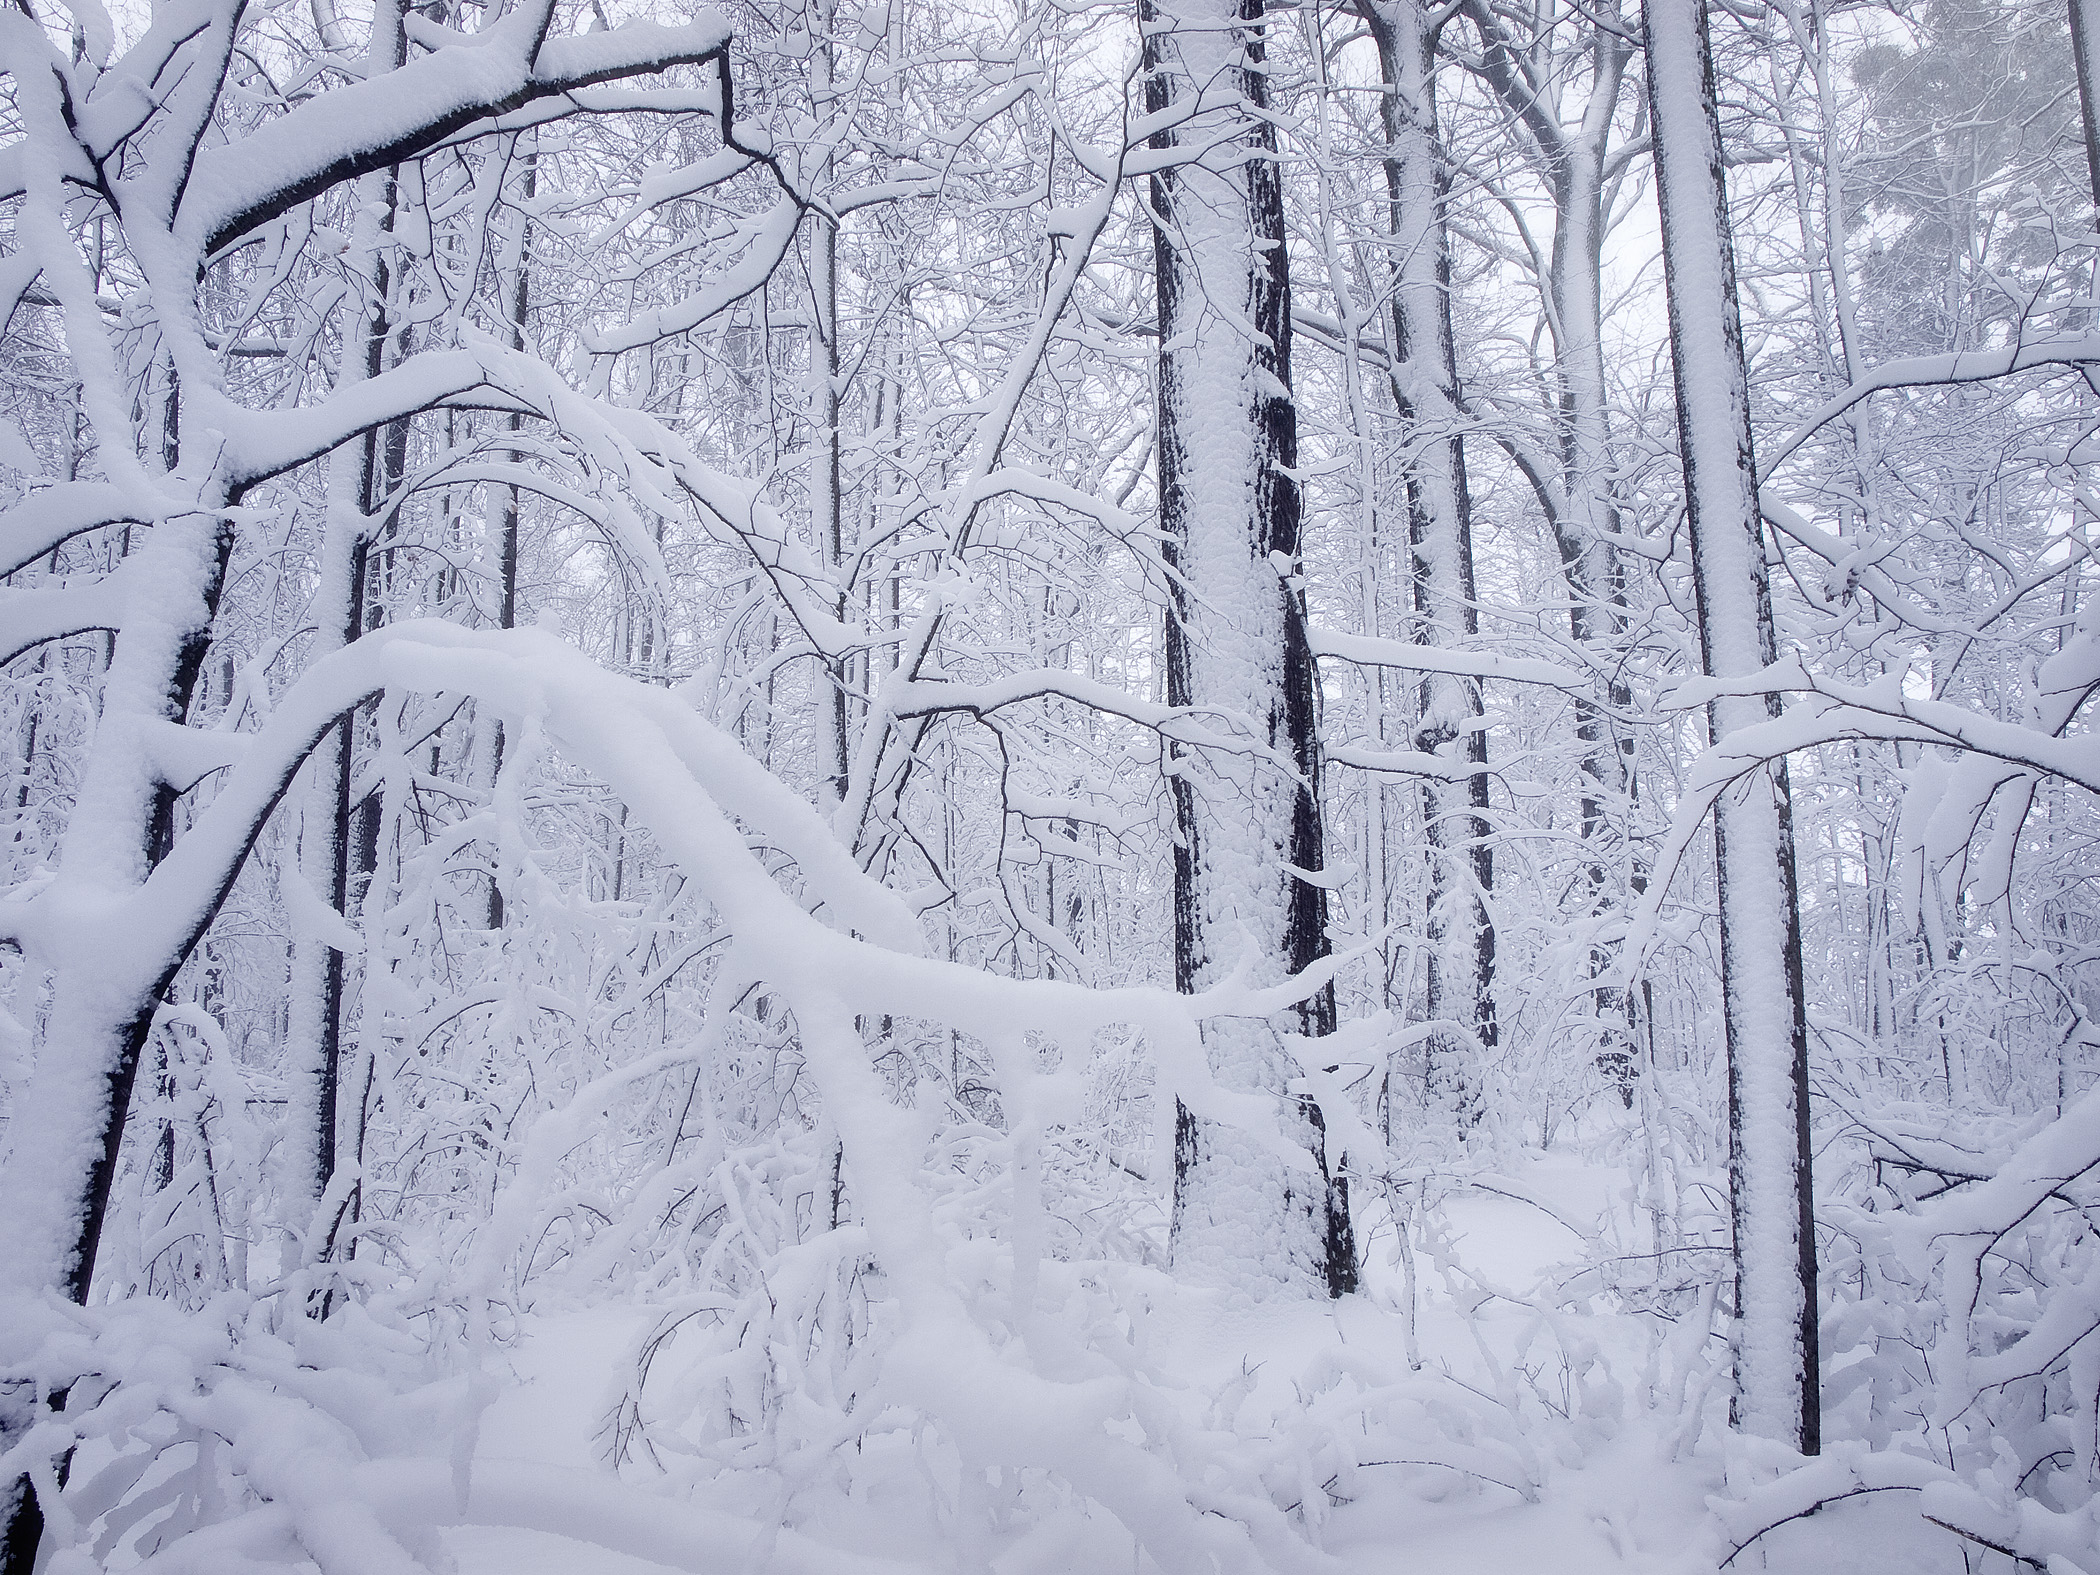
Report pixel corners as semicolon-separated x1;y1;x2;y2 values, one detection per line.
287;136;402;1235
805;0;851;805
2074;0;2100;215
1554;35;1641;1090
284;527;366;1218
1644;0;1820;1455
1361;0;1497;1130
1147;0;1354;1298
485;137;535;930
1459;0;1639;1077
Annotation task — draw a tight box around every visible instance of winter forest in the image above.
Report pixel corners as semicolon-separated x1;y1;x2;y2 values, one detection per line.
1;0;2098;1566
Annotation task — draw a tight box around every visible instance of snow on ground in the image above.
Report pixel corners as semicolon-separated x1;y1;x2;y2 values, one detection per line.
420;1152;1972;1574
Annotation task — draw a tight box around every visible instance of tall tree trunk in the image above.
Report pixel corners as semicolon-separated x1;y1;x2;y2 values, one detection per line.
486;137;535;930
1460;2;1638;1073
1644;0;1820;1455
1146;0;1354;1298
2074;0;2100;216
287;111;406;1240
1;273;239;1565
806;0;850;804
1361;0;1497;1131
1553;28;1640;1087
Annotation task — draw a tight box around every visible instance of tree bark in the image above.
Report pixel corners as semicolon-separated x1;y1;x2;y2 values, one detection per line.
1361;0;1497;1131
1146;0;1355;1298
1643;0;1820;1455
806;0;851;805
2074;0;2100;216
0;509;233;1572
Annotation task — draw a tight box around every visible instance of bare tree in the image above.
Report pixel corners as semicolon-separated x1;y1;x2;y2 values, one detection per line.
1144;0;1353;1296
1355;0;1497;1129
1643;0;1819;1454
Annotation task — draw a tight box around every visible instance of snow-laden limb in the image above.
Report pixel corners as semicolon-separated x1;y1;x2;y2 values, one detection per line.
0;574;131;667
1757;491;1976;639
4;613;1314;1195
1309;627;1589;690
1758;332;2100;480
0;618;889;1301
1793;1080;2100;1572
367;629;1431;1564
1627;621;2100;987
949;466;1155;544
1322;742;1498;781
186;8;734;257
1663;666;2100;795
1;1290;935;1575
1851;1081;2100;1417
886;667;1295;768
0;1290;464;1575
582;196;801;354
218;351;531;487
1718;1441;2100;1573
371;623;1306;1164
5;610;1396;1567
0;484;155;580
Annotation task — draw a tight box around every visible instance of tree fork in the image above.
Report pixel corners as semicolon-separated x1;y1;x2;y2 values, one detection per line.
1;512;234;1574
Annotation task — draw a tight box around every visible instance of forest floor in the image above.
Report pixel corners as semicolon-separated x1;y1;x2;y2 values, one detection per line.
432;1153;1963;1575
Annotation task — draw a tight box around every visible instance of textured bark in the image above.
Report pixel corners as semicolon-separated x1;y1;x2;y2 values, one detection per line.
286;535;364;1213
2075;0;2100;214
1644;0;1820;1455
1147;0;1354;1298
1361;0;1497;1129
0;1480;36;1575
486;141;534;930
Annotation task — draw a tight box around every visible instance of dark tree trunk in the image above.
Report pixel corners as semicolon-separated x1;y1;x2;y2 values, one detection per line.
1147;0;1355;1299
2074;0;2100;214
292;153;401;1231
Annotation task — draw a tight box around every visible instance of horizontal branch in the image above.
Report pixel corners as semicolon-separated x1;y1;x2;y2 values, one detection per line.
1323;742;1492;780
1309;627;1588;689
0;483;153;580
1760;332;2100;480
190;11;733;257
0;572;131;665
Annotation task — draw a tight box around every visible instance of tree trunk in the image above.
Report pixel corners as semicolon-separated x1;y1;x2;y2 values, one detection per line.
1146;0;1354;1298
0;509;233;1569
1361;0;1497;1131
483;137;535;930
288;148;402;1243
2074;0;2100;215
806;0;851;805
1459;0;1638;1075
1643;0;1820;1455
